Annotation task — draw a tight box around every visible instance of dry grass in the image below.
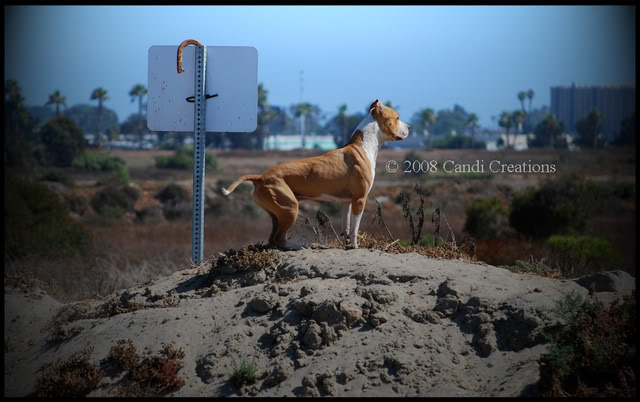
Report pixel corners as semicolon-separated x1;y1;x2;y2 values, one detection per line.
5;147;633;303
328;232;478;262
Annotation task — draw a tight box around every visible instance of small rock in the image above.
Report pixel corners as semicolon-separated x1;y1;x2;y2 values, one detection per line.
573;270;636;293
474;323;497;357
302;374;320;397
320;322;338;345
426;311;441;324
303;322;324;350
249;294;278;313
380;372;392;383
294;295;322;317
244;270;267;287
312;300;346;326
340;302;364;326
434;295;460;317
464;312;492;331
300;285;317;297
263;361;293;387
437;278;463;298
369;312;388;328
356;287;398;305
320;376;337;396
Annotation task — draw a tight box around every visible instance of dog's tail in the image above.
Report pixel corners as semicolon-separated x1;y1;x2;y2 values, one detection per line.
221;174;262;196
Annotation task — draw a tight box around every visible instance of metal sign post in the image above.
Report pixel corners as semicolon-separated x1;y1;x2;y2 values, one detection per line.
148;40;257;265
189;41;207;265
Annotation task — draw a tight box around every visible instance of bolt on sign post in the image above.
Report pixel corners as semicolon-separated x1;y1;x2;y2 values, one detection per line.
148;39;258;264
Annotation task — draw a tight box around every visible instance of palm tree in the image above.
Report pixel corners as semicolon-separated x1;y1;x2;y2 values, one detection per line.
538;114;563;149
258;83;268;112
466;113;479;149
90;87;109;146
419;108;436;150
512;110;525;135
257;83;274;149
46;90;66;117
5;80;23;105
526;89;535;114
294;102;312;149
517;91;526;113
337;104;348;146
589;109;602;149
129;84;147;137
499;111;513;149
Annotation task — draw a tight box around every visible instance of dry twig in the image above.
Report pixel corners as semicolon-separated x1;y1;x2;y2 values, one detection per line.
372;199;395;241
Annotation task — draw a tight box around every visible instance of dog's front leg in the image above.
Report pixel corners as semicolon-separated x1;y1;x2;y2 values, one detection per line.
348;198;366;249
341;202;352;244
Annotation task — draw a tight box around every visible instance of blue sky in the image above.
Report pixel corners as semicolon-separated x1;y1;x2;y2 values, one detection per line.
4;5;635;130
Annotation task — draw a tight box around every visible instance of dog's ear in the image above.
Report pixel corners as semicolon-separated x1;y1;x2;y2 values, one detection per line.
369;99;381;115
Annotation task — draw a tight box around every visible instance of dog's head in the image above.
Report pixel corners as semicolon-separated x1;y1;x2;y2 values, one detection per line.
369;99;410;142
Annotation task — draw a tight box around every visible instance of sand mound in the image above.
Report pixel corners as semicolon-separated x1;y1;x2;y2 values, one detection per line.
4;246;635;397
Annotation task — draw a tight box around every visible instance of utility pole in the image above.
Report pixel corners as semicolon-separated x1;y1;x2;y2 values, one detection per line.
299;70;306;149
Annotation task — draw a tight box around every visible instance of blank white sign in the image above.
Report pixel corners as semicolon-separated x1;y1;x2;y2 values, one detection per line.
147;45;258;132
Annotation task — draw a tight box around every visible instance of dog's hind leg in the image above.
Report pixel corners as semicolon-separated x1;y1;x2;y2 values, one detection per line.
255;179;304;250
267;212;278;245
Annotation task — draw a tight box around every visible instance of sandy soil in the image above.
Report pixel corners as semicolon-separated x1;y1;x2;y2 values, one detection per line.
4;247;635;397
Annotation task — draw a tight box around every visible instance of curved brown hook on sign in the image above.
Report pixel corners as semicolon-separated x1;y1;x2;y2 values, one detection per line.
177;39;203;74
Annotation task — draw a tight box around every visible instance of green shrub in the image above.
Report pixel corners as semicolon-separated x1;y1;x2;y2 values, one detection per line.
509;175;597;239
155;148;217;171
39;116;88;167
538;292;636;397
590;180;635;201
229;359;257;388
5;174;92;260
90;184;140;218
72;152;129;182
463;196;510;240
546;235;617;276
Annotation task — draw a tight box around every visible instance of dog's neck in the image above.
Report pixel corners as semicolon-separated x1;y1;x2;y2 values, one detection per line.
352;113;385;171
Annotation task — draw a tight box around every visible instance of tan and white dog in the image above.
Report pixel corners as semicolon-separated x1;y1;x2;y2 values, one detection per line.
221;99;409;249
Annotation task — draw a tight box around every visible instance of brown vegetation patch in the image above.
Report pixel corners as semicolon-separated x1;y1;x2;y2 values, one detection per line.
210;243;282;276
538;293;636;397
105;339;186;396
4;269;67;302
33;347;103;397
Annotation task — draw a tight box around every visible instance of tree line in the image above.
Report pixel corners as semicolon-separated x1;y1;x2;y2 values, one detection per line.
6;80;636;158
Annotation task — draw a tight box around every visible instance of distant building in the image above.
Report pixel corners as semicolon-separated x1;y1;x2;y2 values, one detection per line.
485;134;533;151
551;83;635;140
263;134;337;151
